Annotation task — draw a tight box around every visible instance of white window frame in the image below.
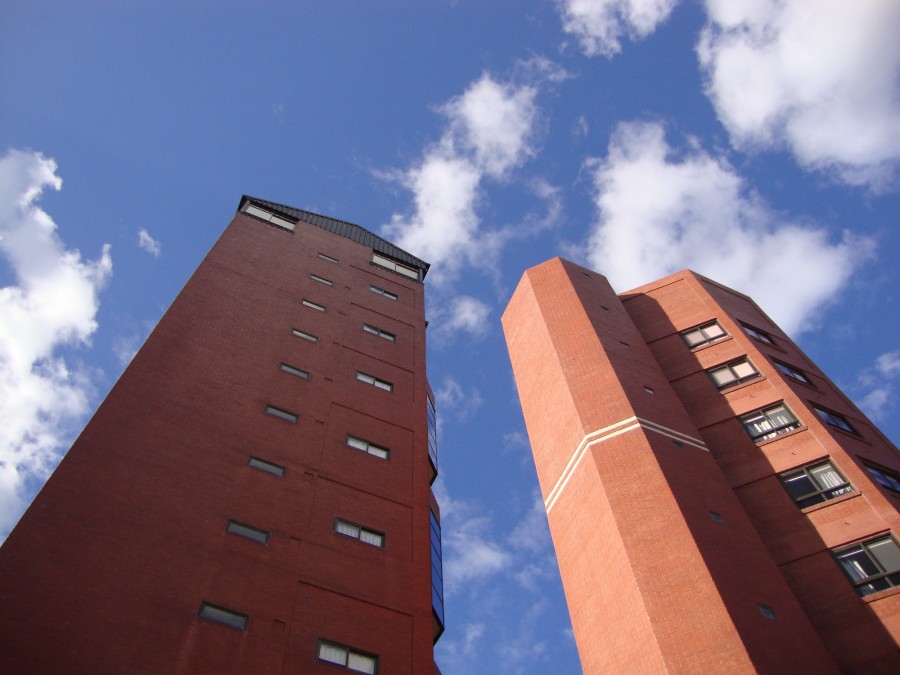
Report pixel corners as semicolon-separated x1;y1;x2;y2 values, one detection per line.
363;323;396;342
317;640;378;674
356;371;393;392
301;299;325;312
372;252;418;280
368;284;398;300
334;518;385;548
310;273;333;286
347;435;389;459
279;362;310;379
291;328;318;343
265;405;298;423
317;252;339;264
241;203;296;232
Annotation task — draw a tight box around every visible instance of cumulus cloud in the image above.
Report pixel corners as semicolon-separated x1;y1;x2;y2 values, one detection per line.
435;376;485;423
557;0;679;57
382;69;546;286
579;121;872;334
0;149;112;538
856;351;900;420
698;0;900;189
137;228;161;256
430;295;492;344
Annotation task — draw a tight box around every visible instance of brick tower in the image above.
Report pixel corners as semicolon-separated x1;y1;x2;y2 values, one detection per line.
0;197;444;674
502;258;900;673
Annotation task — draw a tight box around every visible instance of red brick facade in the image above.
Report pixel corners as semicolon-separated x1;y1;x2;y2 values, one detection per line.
503;258;900;673
0;199;442;674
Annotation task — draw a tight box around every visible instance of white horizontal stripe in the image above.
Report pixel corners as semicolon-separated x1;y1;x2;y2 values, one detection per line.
544;418;707;513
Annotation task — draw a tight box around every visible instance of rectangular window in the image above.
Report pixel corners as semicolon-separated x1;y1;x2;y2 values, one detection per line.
198;602;248;631
740;403;801;442
708;358;759;388
427;394;438;473
372;252;419;280
368;284;398;300
834;536;900;596
291;328;318;343
865;463;900;493
356;371;393;392
774;360;813;385
317;641;378;674
780;460;854;508
279;362;310;379
363;323;396;342
310;273;333;286
346;435;389;459
301;299;325;312
742;323;776;345
681;321;727;348
265;405;298;423
335;519;385;548
241;203;296;232
226;519;270;544
430;510;444;628
814;405;859;435
247;456;285;477
317;252;339;264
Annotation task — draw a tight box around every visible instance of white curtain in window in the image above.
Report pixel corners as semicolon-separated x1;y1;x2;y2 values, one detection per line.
336;521;359;538
318;643;347;665
360;530;383;547
348;653;376;674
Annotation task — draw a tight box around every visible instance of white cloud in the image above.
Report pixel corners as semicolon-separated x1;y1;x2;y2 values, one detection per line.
431;295;492;344
137;228;160;256
435;376;484;423
0;149;112;538
856;350;900;420
557;0;679;57
382;70;544;286
698;0;900;189
579;121;872;335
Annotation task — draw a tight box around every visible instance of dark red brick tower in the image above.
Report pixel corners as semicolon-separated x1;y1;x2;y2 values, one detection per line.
503;258;900;673
0;197;444;674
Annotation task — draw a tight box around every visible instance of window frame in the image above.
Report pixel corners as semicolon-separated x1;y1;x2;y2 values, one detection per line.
813;405;860;435
310;273;333;286
681;321;728;349
291;328;319;343
741;322;776;345
779;459;854;509
368;284;398;301
362;323;396;342
247;455;286;477
739;403;801;442
773;360;813;385
198;602;249;631
225;519;270;545
265;405;299;423
279;362;310;379
317;252;339;264
356;370;393;392
707;358;759;389
346;434;389;460
864;462;900;493
833;535;900;597
241;203;296;232
372;252;419;280
301;299;326;312
334;518;385;548
317;640;379;674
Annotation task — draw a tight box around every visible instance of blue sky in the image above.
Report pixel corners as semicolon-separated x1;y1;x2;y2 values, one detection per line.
1;1;899;673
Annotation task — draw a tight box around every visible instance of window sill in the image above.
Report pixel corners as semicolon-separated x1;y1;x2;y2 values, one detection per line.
862;584;900;603
719;375;766;395
689;335;733;353
800;490;860;514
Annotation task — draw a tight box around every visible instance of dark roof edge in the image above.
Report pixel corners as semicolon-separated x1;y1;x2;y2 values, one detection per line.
238;195;430;278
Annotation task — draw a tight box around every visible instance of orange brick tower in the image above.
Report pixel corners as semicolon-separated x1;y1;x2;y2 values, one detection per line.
502;258;900;673
0;197;444;674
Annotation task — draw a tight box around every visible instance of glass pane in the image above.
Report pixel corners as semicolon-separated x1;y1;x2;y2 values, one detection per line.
336;521;359;538
347;436;368;451
732;361;756;379
809;464;843;490
837;549;879;581
869;539;900;574
783;473;815;501
348;653;377;674
710;367;734;386
683;329;704;346
199;603;247;630
375;380;392;391
360;530;383;547
369;446;389;459
319;643;347;665
704;323;725;338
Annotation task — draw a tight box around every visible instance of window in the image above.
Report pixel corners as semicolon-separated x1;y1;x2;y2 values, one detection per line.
356;371;393;392
318;252;339;264
368;284;398;300
363;323;396;342
310;273;333;286
335;519;384;548
681;321;727;348
317;641;378;674
372;252;418;280
265;405;298;423
779;460;854;508
813;405;859;435
834;536;900;596
758;604;776;620
740;403;801;442
301;299;325;312
247;455;285;477
710;511;724;523
427;394;438;473
226;519;269;544
347;435;389;460
241;203;296;232
774;360;813;385
708;358;759;388
198;602;248;631
742;323;775;345
279;362;310;379
291;328;318;343
865;463;900;493
430;510;445;628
